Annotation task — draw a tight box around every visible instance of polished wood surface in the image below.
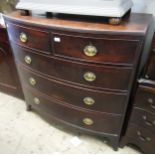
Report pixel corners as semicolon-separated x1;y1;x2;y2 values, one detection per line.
4;12;154;151
0;26;23;98
4;11;153;34
24;87;122;135
12;45;132;92
52;31;141;66
121;30;155;153
18;65;127;115
121;124;155;154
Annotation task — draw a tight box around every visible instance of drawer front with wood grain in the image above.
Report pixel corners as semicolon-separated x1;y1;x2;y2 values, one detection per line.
123;124;155;154
130;108;155;133
18;66;127;114
145;52;155;81
13;45;132;91
52;32;140;66
7;23;51;53
24;88;122;135
134;84;155;114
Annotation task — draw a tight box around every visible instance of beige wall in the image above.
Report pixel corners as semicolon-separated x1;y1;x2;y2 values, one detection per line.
0;0;155;16
0;0;18;13
132;0;155;16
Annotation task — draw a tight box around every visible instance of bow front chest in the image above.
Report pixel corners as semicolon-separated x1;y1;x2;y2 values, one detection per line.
4;12;154;150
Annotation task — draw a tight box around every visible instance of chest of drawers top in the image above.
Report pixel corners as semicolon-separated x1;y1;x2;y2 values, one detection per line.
4;12;153;35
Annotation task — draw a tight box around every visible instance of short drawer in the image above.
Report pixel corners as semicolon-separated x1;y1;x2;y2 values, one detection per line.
18;66;127;114
130;108;155;133
13;45;132;91
24;88;122;135
134;82;155;114
124;124;155;154
52;32;140;66
6;23;51;53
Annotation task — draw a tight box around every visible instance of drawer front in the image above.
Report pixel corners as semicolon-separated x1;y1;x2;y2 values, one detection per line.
151;33;155;50
125;124;155;153
131;108;155;133
6;23;51;53
24;88;122;135
145;52;155;80
52;32;140;66
18;66;127;114
13;45;132;91
134;86;155;114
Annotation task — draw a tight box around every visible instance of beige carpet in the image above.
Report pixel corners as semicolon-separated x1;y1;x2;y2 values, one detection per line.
0;92;140;154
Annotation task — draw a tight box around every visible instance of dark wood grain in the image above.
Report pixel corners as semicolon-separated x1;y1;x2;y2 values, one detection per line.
120;124;155;154
52;32;140;66
0;27;23;99
24;87;122;135
4;12;154;151
7;22;51;53
130;108;155;133
18;65;127;115
133;81;155;114
12;45;132;92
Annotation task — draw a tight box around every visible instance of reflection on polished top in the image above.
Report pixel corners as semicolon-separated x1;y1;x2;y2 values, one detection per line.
4;11;153;34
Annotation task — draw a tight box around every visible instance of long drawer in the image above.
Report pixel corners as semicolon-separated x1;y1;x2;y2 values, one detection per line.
13;45;132;92
18;65;127;114
23;87;122;135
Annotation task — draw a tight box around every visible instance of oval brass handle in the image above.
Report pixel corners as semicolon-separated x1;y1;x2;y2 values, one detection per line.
83;45;98;57
29;77;37;86
83;97;95;106
83;118;94;126
83;72;96;82
151;103;155;110
137;131;151;142
20;32;28;43
25;56;32;64
142;115;155;126
148;98;155;110
33;97;40;105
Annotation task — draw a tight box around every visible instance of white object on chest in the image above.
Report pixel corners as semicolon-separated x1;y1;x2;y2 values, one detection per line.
16;0;133;18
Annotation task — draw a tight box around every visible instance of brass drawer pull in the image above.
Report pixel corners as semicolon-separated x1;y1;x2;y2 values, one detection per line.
148;98;155;110
33;97;40;105
151;103;155;110
83;45;98;57
25;55;32;64
137;131;151;142
20;32;28;43
83;118;94;126
142;115;155;126
83;97;95;106
29;77;37;86
83;72;96;82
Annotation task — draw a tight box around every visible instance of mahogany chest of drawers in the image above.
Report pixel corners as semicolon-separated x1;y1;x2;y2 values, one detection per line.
120;80;155;153
4;12;154;150
0;25;23;98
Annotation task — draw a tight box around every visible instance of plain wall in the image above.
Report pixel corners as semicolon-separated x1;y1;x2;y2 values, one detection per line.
132;0;155;15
